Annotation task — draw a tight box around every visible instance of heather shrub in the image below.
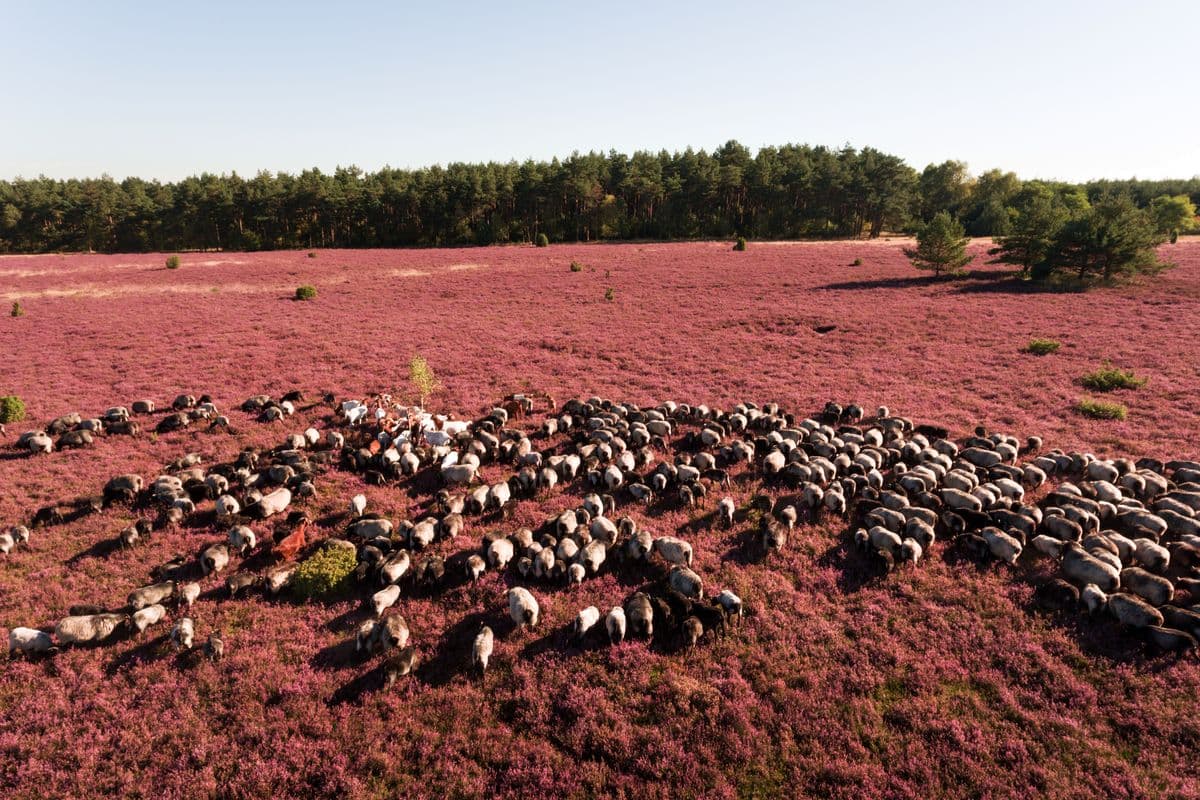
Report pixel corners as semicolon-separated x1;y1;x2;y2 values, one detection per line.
535;233;549;247
604;287;615;302
165;255;180;269
733;237;747;251
291;546;357;599
409;354;439;406
11;301;25;317
1079;364;1146;392
569;261;583;272
1024;338;1061;355
1075;397;1128;420
295;285;318;301
0;395;26;424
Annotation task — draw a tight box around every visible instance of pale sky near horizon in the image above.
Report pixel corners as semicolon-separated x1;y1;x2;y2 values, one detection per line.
2;0;1197;183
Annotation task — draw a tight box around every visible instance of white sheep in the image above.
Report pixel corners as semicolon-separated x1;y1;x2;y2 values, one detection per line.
981;527;1022;564
1080;583;1108;614
177;582;201;608
372;584;401;618
227;525;256;555
507;587;540;628
8;627;54;657
131;604;167;634
573;606;600;641
488;538;514;570
668;566;703;599
652;536;693;567
472;625;494;674
606;606;626;645
171;617;195;650
350;494;367;519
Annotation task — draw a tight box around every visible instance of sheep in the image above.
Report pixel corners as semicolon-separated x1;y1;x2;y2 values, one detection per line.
580;540;607;574
0;531;14;555
981;527;1021;564
487;537;514;570
573;606;601;642
567;562;586;586
606;606;627;644
1108;593;1164;628
356;619;377;653
625;592;654;639
409;518;438;550
372;584;401;618
669;565;703;599
227;572;260;598
1120;568;1173;608
652;536;693;567
171;617;195;650
177;582;201;608
718;497;736;528
1133;538;1170;573
128;581;176;610
899;538;923;566
130;604;167;634
1080;583;1108;614
253;487;292;519
200;543;229;576
214;495;241;519
1062;544;1121;592
868;526;902;558
374;614;410;652
681;616;704;649
1030;535;1067;559
381;551;412;585
761;517;788;555
204;632;224;662
507;587;540;628
472;625;494;674
1146;626;1198;655
26;431;53;454
8;627;54;658
1035;579;1080;612
228;525;256;556
383;647;418;685
264;564;298;595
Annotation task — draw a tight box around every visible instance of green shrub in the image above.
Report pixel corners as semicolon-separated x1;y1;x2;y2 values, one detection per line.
0;395;26;424
569;261;583;272
1024;338;1061;356
1075;397;1128;420
409;354;439;407
291;545;357;599
604;287;614;302
165;255;180;269
851;258;863;266
1079;364;1146;392
535;233;549;247
11;301;24;317
307;251;317;258
733;237;747;251
295;285;318;301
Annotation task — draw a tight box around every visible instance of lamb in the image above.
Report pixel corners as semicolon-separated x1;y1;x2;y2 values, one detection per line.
372;584;401;618
669;565;703;599
472;625;494;674
508;587;540;628
128;581;176;610
681;616;704;649
653;536;693;567
8;627;54;658
383;647;418;685
171;617;195;650
606;606;627;644
573;606;601;642
130;604;167;634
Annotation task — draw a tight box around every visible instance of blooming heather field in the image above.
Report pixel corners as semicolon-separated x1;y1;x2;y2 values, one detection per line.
1;241;1200;799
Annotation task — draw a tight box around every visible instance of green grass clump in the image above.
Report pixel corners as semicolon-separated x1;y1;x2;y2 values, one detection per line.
851;257;863;266
1079;364;1146;392
733;236;747;251
0;395;27;424
291;545;357;599
165;255;180;269
604;287;615;302
295;285;318;301
1024;338;1061;356
11;301;25;317
570;261;583;272
307;251;317;258
535;233;549;247
1075;397;1128;420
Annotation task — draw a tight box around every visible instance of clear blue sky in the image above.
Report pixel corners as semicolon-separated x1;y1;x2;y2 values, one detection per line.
2;0;1197;183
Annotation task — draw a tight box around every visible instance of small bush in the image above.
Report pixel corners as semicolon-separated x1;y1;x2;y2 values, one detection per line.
291;546;357;600
0;395;27;424
1075;397;1128;420
295;285;318;301
165;255;180;269
851;258;863;266
535;233;549;247
604;287;615;302
1024;338;1061;356
409;354;439;407
307;251;317;258
569;261;583;272
1079;364;1147;392
11;301;25;317
733;237;747;251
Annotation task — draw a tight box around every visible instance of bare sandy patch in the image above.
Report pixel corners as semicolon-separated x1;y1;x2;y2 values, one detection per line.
390;268;431;278
0;282;289;302
447;262;485;271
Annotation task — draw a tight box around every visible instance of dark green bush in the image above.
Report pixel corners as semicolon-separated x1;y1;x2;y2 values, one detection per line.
604;287;614;302
307;251;317;258
851;258;863;266
1079;364;1146;392
569;261;583;272
535;233;549;247
165;255;180;269
1075;397;1127;420
733;237;747;251
295;285;318;301
11;301;24;317
1024;338;1061;356
0;395;27;424
291;545;357;599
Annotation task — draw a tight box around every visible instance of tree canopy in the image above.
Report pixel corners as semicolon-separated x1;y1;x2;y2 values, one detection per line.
904;211;974;277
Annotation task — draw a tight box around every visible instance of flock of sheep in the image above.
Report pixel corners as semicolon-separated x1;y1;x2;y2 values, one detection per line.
5;391;1200;686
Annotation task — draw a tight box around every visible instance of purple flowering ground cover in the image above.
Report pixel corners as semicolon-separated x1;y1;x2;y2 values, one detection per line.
1;240;1199;799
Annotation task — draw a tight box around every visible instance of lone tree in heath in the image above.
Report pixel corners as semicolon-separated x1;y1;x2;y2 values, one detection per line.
904;211;973;277
409;355;439;408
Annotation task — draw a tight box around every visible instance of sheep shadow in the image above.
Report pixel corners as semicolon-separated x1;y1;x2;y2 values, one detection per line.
105;634;170;675
419;609;495;688
818;538;887;594
327;664;389;707
311;637;362;672
66;537;123;565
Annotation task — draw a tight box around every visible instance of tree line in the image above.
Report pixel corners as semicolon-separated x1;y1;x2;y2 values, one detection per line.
0;140;1197;254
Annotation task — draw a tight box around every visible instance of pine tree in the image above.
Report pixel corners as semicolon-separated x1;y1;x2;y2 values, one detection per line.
904;212;973;277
